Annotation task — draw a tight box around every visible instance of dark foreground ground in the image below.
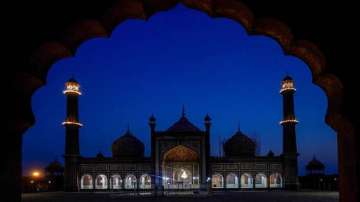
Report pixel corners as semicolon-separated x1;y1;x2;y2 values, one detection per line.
22;191;339;202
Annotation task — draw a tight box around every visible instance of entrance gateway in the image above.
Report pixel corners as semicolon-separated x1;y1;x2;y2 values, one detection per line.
63;76;296;191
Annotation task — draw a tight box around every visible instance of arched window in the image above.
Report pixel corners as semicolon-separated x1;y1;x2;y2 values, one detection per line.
212;174;224;188
226;173;239;188
139;174;151;189
80;174;93;189
255;173;267;188
270;173;282;188
125;174;137;189
240;173;253;188
95;174;108;189
110;175;122;189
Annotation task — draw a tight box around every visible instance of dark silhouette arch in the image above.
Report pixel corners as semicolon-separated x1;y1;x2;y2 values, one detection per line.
6;1;358;202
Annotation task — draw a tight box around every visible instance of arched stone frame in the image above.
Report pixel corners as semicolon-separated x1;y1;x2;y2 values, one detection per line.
269;173;283;188
124;174;137;189
255;173;267;188
162;145;199;189
240;173;253;189
139;174;151;189
95;174;108;189
9;0;358;202
110;174;122;189
80;174;93;189
212;173;224;188
226;173;239;189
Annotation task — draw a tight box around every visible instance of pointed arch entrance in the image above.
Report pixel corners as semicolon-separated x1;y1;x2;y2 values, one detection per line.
162;145;199;189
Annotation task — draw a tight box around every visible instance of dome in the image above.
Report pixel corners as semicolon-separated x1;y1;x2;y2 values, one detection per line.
306;156;325;171
112;129;144;159
267;150;275;157
45;159;64;174
67;77;78;83
223;129;256;157
283;75;293;81
96;152;104;159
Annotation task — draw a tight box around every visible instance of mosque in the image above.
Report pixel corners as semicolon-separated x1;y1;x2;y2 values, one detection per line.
62;76;299;192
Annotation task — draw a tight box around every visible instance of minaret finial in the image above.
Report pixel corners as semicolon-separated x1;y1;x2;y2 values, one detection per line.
182;105;186;117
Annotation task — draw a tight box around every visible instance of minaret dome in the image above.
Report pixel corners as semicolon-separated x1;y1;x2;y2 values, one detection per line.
280;75;296;94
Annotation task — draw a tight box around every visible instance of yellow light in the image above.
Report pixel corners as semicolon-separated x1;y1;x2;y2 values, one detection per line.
279;119;299;125
63;89;82;95
63;82;81;95
62;121;83;127
280;80;296;93
279;87;296;93
180;169;188;179
32;171;41;178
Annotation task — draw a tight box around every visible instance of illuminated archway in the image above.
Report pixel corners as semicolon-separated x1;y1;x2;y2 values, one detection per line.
80;174;93;189
212;174;224;188
162;145;199;189
139;174;151;189
270;173;282;188
240;173;253;188
255;173;267;188
95;174;108;189
124;174;137;189
226;173;239;189
110;174;122;189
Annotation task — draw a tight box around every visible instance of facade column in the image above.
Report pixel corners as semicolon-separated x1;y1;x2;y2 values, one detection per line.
252;174;256;189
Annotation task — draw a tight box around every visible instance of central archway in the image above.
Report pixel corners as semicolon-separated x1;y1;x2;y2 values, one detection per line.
162;145;199;189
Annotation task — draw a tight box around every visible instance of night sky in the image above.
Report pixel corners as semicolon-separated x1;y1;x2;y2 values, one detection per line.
23;5;337;176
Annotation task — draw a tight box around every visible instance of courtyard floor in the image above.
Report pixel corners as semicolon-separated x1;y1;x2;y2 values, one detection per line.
22;191;339;202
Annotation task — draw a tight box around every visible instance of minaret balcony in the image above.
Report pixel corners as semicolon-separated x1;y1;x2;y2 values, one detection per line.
63;83;82;95
279;119;299;125
62;118;83;127
279;87;296;94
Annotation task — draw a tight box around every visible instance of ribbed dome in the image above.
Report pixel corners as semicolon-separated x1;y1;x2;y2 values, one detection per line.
223;129;256;157
306;157;325;170
112;129;144;159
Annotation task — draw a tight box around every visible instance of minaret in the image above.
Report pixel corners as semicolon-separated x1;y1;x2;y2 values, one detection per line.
62;78;82;192
280;75;299;189
149;114;156;160
148;114;157;187
204;114;211;180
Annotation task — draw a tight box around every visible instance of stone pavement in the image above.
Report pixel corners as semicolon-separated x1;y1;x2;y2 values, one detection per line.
22;191;339;202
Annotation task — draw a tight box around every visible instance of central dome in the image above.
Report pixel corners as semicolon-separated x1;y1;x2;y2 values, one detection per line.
112;129;144;159
223;129;256;157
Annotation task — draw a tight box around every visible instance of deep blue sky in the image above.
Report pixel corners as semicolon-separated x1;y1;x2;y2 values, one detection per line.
23;4;337;176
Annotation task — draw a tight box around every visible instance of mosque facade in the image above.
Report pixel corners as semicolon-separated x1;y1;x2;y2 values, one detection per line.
62;76;299;192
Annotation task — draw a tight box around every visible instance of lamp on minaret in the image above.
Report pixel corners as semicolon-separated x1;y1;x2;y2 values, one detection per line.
62;78;82;192
280;75;299;190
